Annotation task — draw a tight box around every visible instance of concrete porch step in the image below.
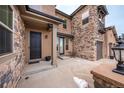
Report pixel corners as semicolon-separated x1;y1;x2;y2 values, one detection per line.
23;66;54;76
22;61;55;76
57;55;71;60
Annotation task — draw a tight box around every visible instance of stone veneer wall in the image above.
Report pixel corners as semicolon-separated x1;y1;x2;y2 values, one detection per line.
91;64;124;88
0;6;25;88
72;5;105;61
93;75;120;88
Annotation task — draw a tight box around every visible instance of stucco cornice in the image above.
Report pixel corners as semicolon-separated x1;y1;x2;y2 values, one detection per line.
17;5;64;24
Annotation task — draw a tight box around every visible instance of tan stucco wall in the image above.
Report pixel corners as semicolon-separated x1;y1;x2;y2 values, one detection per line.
106;30;116;45
55;13;72;34
42;30;52;59
104;29;116;58
55;11;73;56
25;28;52;62
38;5;56;16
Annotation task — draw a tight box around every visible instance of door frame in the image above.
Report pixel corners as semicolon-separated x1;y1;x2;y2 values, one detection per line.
58;36;64;55
29;31;42;61
96;41;103;60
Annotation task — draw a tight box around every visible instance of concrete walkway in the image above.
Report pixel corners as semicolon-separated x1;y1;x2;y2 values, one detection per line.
17;57;116;88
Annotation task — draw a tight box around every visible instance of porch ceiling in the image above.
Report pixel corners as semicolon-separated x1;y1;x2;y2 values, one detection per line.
22;15;48;30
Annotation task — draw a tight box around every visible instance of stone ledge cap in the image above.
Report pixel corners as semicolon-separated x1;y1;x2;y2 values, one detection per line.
91;63;124;87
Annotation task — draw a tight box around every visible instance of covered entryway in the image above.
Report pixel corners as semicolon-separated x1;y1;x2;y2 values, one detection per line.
96;41;103;60
30;31;41;60
57;32;74;56
24;20;51;63
18;6;63;65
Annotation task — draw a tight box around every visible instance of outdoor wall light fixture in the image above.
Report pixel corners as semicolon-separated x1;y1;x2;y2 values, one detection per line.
112;36;124;75
47;24;53;31
45;35;48;39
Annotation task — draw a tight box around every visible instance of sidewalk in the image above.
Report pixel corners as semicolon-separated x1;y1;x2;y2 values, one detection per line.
17;57;116;88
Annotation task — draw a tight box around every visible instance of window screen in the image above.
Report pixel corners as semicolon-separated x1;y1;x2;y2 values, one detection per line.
0;5;13;29
0;25;12;55
0;5;13;55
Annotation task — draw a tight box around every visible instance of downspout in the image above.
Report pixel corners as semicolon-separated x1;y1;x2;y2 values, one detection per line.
51;25;53;65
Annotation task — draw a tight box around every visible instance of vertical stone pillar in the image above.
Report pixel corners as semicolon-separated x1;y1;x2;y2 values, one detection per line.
51;24;57;65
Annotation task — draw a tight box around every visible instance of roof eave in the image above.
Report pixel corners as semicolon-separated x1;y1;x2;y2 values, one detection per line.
70;5;86;17
55;9;71;19
25;6;64;23
17;5;64;24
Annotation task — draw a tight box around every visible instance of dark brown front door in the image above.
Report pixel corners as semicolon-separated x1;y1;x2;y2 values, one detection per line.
96;41;103;60
30;31;41;60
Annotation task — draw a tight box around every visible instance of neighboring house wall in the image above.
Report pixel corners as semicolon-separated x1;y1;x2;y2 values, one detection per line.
71;5;106;61
0;6;25;88
104;27;117;58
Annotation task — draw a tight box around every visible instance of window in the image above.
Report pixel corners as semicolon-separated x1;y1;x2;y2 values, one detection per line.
0;5;13;55
82;17;89;25
0;6;13;29
63;19;67;29
66;38;69;50
82;11;89;25
29;5;41;12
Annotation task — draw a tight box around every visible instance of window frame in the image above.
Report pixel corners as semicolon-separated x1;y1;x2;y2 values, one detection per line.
63;19;67;29
56;37;59;51
0;5;14;56
82;10;89;26
82;17;89;25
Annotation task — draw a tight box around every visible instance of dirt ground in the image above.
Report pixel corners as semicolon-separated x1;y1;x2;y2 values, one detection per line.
17;57;116;88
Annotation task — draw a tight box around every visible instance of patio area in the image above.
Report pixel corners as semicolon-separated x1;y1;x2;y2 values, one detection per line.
17;57;116;88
